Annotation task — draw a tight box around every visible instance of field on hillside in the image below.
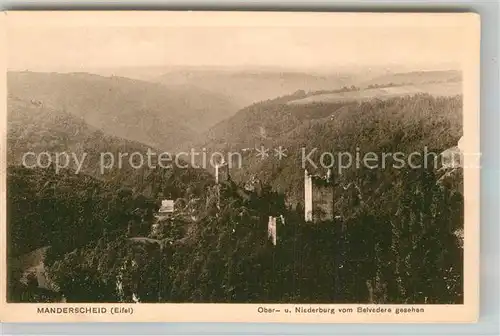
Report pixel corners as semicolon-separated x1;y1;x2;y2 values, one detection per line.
359;70;462;87
288;81;462;105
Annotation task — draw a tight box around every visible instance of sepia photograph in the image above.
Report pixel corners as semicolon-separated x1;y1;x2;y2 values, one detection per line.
0;11;480;323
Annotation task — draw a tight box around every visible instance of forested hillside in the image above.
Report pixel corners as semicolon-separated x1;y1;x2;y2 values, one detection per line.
20;161;463;304
7;95;217;302
7;74;465;305
8;96;213;196
199;93;463;204
6;163;215;302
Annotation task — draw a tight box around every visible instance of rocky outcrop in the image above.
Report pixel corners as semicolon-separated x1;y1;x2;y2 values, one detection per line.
436;136;465;247
437;136;464;193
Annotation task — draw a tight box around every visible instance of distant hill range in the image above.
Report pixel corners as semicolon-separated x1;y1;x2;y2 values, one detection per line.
8;71;239;151
92;66;460;108
153;68;354;108
7;95;214;199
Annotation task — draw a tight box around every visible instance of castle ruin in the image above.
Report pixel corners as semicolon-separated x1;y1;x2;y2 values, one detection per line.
304;169;335;223
214;158;230;184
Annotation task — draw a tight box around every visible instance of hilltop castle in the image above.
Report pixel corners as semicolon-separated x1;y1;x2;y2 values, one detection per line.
304;169;335;223
214;158;230;184
214;156;336;225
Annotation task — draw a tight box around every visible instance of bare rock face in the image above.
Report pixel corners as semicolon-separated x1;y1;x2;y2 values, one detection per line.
454;228;464;248
436;136;465;249
437;136;464;193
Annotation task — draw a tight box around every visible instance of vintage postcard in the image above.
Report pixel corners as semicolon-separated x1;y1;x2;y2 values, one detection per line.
0;11;480;323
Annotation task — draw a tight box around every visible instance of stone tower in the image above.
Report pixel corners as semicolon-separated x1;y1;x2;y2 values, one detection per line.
214;158;229;184
312;181;334;222
304;169;334;223
304;169;313;222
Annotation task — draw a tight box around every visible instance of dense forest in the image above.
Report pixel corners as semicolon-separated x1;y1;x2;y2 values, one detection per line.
8;159;463;304
7;91;464;304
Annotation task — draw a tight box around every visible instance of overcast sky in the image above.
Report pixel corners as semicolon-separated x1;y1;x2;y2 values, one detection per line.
7;13;468;72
